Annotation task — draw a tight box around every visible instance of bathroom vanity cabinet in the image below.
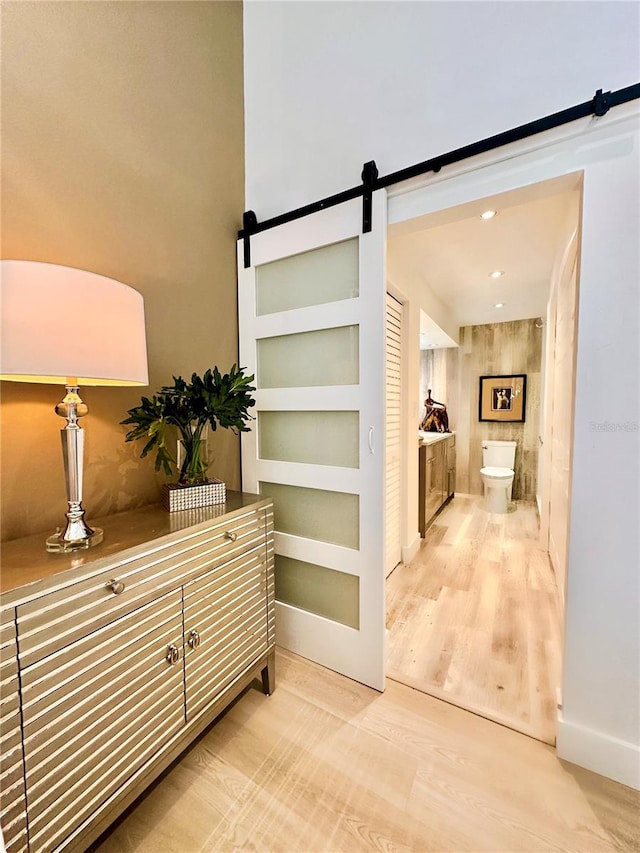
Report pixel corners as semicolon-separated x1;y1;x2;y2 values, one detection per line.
0;493;274;853
419;433;456;536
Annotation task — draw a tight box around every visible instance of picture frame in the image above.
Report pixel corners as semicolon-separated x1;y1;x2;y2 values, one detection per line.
478;374;527;422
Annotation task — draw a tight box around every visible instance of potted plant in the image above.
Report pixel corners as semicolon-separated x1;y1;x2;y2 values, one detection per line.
122;364;255;510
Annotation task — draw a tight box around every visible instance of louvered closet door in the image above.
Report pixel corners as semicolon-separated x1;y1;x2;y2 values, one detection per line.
20;590;184;853
385;293;403;577
238;192;387;691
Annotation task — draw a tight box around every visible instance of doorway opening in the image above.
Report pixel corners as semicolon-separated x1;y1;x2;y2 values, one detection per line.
385;175;582;744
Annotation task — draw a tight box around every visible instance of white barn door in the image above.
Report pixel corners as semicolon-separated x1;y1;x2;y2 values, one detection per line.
238;192;387;690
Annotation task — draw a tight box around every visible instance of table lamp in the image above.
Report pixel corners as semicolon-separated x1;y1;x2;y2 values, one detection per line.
1;260;149;552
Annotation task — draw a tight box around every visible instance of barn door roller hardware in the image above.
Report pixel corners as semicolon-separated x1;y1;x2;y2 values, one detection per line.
361;160;379;234
242;210;258;269
239;82;639;268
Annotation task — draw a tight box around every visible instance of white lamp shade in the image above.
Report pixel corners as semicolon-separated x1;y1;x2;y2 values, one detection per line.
0;260;149;386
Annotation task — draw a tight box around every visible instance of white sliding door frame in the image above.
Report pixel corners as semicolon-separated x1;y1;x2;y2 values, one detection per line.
387;103;640;789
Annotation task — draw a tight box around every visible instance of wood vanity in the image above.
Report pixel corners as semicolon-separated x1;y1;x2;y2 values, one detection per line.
419;433;456;535
0;492;274;853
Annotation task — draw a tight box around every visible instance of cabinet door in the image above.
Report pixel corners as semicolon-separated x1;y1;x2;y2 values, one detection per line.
418;445;427;536
0;612;27;853
184;529;268;721
438;442;447;505
425;456;442;521
20;589;184;853
446;438;456;498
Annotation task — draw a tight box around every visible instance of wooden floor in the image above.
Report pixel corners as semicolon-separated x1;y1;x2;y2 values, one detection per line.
386;495;562;744
93;648;639;852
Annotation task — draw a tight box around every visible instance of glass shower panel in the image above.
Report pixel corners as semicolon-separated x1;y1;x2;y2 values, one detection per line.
257;325;358;388
275;555;359;629
259;411;359;468
260;481;359;549
256;238;358;316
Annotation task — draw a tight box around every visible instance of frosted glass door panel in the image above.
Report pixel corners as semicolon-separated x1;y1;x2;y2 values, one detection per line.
257;326;358;388
260;481;359;549
275;555;359;629
259;411;359;468
256;239;358;316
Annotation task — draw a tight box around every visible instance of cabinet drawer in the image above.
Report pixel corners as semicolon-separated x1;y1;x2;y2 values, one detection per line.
17;506;266;667
21;588;185;853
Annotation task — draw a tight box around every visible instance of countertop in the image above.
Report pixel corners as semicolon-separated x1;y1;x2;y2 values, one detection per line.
0;491;269;602
419;430;455;445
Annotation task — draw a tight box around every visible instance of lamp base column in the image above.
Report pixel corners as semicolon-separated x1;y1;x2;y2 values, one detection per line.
47;384;103;553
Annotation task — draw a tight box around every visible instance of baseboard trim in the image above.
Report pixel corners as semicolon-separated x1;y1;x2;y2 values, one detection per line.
556;711;640;790
401;534;420;565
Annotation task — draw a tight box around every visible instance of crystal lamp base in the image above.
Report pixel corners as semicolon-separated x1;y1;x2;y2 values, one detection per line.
46;526;104;553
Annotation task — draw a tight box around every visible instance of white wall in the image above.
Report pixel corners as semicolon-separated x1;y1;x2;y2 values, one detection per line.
538;199;581;592
244;1;640;787
558;135;639;787
244;1;638;218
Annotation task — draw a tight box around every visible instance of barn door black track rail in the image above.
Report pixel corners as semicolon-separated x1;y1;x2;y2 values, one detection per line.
240;82;640;267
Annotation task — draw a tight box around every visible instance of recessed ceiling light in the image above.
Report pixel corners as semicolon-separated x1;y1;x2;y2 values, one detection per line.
495;302;504;308
480;210;497;220
429;343;437;347
489;270;504;279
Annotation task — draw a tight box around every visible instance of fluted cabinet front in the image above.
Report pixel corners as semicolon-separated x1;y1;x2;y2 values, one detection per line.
19;590;185;853
0;611;27;853
184;511;269;721
0;493;274;853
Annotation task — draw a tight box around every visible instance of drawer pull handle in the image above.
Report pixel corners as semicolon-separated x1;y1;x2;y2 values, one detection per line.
188;629;201;650
166;644;180;665
224;531;238;542
106;579;125;595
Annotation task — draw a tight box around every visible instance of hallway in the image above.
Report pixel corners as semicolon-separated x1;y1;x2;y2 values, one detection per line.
93;648;638;852
386;495;562;744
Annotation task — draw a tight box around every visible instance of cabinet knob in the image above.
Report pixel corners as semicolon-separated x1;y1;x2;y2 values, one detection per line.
106;579;125;595
224;530;238;542
187;629;201;650
165;643;181;665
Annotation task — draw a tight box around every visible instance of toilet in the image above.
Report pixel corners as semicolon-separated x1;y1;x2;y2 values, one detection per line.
480;440;517;513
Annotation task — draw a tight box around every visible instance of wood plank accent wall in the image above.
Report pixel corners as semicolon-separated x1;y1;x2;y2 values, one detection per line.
421;319;543;501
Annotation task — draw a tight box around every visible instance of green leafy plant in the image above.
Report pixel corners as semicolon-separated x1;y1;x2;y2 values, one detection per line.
122;365;255;486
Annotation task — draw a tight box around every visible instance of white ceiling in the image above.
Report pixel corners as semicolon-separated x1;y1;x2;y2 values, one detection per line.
387;178;580;346
418;310;458;350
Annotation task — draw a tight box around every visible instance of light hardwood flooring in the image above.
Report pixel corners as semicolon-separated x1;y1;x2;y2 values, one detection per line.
386;495;562;745
92;647;638;852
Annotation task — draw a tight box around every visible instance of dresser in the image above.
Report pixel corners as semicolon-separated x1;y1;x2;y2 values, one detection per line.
0;492;274;853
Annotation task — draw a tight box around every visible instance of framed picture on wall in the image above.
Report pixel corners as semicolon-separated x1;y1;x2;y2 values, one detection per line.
479;374;527;422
